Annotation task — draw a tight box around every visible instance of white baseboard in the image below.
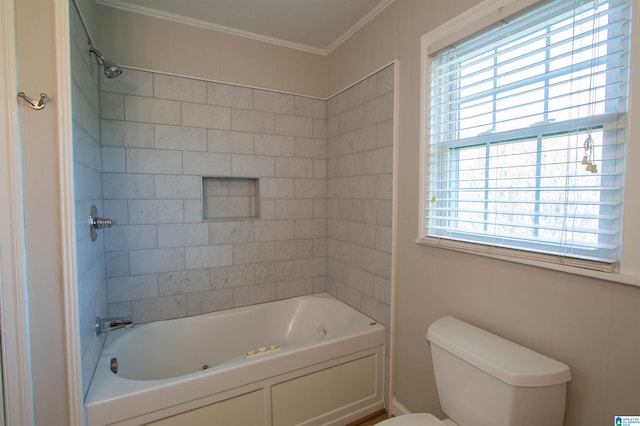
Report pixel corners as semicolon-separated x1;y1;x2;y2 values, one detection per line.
390;398;411;417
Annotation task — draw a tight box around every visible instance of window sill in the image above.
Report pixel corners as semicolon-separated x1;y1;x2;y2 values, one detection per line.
415;236;640;288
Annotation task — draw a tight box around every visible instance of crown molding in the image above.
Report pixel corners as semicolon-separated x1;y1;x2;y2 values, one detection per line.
96;0;394;56
325;0;394;54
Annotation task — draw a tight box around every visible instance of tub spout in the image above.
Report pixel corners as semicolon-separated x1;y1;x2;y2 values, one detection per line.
95;316;134;335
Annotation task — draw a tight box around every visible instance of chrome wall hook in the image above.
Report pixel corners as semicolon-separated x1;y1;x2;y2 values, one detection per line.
17;92;48;110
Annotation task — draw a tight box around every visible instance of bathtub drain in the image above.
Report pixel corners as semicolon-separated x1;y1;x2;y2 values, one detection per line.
201;364;210;370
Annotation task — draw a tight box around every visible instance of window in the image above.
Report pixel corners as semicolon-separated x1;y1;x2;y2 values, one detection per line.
421;0;632;271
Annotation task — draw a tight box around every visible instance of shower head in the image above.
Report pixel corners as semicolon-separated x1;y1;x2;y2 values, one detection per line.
102;59;123;79
89;46;123;79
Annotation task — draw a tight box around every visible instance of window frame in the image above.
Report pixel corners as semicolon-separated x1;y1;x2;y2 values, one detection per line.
418;0;640;285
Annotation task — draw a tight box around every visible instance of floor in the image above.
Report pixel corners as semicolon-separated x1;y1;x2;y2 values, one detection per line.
351;410;390;425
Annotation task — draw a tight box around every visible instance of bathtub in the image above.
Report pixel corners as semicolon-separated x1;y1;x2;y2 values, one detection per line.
85;293;386;425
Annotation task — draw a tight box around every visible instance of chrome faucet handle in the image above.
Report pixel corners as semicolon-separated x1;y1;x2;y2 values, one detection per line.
91;217;113;229
89;205;114;241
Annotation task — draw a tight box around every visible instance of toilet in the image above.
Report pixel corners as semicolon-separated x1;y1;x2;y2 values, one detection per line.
380;316;571;426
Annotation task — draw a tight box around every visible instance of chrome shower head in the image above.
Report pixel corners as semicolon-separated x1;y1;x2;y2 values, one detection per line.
89;46;123;79
102;59;123;79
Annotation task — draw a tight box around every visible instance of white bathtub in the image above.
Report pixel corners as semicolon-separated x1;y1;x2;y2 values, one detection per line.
85;293;386;425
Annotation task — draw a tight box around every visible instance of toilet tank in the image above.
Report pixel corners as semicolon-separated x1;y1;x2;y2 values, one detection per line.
427;317;571;426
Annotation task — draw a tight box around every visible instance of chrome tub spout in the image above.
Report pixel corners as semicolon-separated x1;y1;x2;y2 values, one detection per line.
95;316;134;335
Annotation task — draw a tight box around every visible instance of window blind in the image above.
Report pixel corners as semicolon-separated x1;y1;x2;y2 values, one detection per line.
426;0;631;268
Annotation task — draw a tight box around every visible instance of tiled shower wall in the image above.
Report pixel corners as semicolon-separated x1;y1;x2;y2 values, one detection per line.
70;3;107;397
99;70;328;322
326;66;394;328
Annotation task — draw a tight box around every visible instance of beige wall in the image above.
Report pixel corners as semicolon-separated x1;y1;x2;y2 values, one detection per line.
15;1;70;425
328;1;640;425
94;5;328;98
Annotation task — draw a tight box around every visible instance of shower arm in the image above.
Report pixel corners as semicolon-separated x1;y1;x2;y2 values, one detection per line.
88;46;106;64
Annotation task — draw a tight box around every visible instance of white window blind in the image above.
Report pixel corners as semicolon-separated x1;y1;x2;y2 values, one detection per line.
426;0;631;269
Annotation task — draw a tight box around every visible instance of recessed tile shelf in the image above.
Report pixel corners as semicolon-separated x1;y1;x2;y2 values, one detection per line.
203;177;260;220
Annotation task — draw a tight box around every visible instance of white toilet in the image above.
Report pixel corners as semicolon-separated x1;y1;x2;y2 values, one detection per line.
380;316;571;426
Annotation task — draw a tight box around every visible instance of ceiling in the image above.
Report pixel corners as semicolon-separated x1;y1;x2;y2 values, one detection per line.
96;0;394;55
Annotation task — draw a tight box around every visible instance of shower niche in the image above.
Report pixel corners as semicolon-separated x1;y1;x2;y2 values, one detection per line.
202;177;260;220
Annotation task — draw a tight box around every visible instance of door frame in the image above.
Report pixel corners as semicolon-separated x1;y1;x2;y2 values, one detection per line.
54;0;85;424
0;0;35;424
0;0;83;424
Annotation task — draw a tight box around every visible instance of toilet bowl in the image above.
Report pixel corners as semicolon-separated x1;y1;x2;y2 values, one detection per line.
379;413;457;425
379;316;571;426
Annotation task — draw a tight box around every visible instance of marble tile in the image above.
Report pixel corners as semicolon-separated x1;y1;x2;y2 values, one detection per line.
107;274;158;303
234;283;276;307
231;109;274;133
207;82;253;109
125;96;181;125
376;65;395;96
294;96;326;119
275;199;313;219
254;261;295;284
363;92;394;126
155;124;207;151
294;257;325;278
182;102;231;130
254;220;294;241
154;74;206;103
104;225;156;251
231;154;275;177
294;137;326;159
260;178;294;199
273;239;314;260
208;129;254;154
128;199;183;224
185;245;233;269
101;147;125;173
275;158;313;178
294;218;326;239
101;120;154;148
362;248;392;279
312;119;327;140
232;241;277;265
106;251;129;278
254;89;294;114
154;175;201;199
100;92;124;120
254;134;294;157
348;75;377;109
130;248;185;275
158;269;210;296
208;221;254;244
209;265;255;289
275;115;313;138
182;151;231;176
277;279;314;299
313;160;327;179
157;223;209;248
102;173;154;200
186;288;234;316
132;295;186;323
294;178;326;198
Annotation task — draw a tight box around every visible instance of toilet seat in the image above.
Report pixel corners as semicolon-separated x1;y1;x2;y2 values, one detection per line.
376;413;445;425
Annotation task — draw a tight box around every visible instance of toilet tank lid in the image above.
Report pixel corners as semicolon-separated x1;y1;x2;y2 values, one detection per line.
427;316;571;387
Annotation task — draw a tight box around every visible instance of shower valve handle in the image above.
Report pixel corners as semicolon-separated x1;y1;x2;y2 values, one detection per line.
91;217;113;229
89;205;113;241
